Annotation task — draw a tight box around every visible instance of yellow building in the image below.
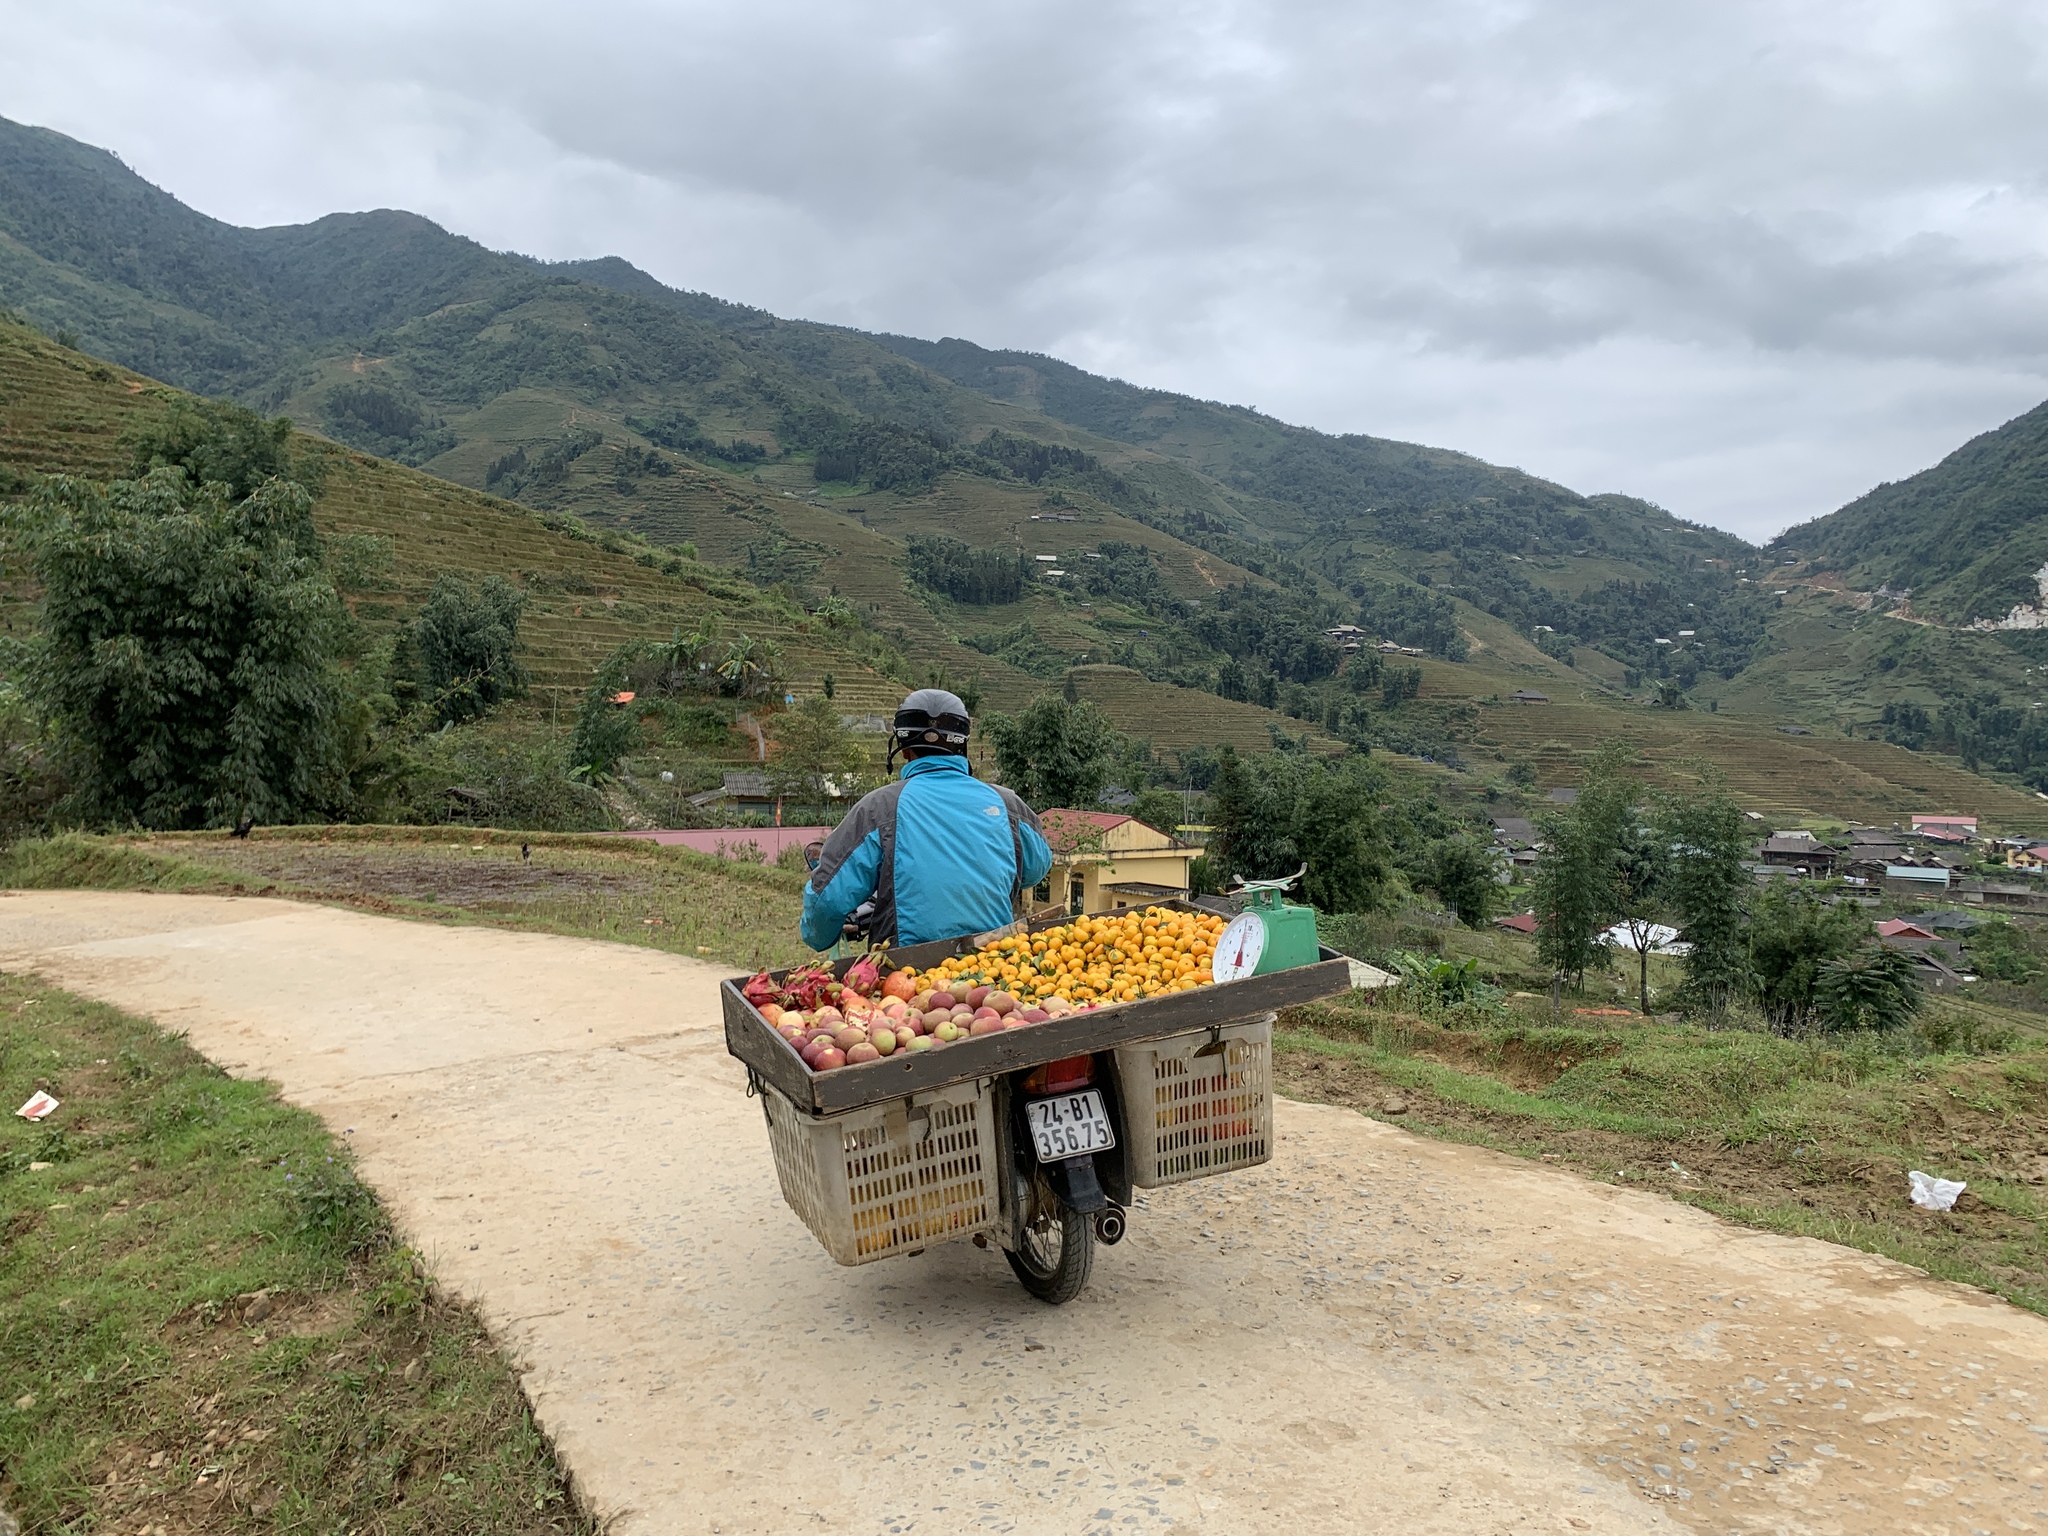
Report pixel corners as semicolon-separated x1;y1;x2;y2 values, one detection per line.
1035;810;1197;916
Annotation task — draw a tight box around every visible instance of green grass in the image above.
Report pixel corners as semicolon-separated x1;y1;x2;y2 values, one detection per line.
1275;998;2048;1315
0;971;595;1535
0;828;814;973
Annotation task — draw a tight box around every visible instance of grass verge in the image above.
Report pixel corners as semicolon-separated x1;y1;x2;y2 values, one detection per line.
1274;998;2048;1315
0;971;596;1535
0;828;812;972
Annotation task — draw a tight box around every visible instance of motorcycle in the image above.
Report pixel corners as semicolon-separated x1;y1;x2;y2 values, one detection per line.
990;1049;1131;1304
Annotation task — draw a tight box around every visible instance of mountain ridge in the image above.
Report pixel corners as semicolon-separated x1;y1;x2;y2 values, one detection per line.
12;112;2048;819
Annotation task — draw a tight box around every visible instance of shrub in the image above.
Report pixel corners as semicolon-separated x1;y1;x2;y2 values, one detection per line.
8;469;351;829
411;573;529;725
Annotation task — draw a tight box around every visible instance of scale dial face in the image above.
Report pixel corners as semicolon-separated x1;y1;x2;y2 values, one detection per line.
1212;912;1267;983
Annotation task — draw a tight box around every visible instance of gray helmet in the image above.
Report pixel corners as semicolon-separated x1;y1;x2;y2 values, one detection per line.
893;688;971;756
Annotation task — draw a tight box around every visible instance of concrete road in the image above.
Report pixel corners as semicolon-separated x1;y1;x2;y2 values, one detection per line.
4;890;2046;1535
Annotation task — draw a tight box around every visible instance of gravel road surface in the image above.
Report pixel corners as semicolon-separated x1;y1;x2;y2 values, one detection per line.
4;890;2046;1535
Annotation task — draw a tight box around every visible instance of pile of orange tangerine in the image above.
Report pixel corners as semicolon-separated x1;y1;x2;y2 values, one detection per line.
907;906;1228;1007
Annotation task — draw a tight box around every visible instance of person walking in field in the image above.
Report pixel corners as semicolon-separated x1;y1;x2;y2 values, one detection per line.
801;689;1053;950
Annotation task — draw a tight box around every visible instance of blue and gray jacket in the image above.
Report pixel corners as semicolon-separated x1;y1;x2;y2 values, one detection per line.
801;756;1054;951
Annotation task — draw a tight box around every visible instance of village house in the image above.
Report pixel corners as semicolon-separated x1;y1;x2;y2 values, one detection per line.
1956;878;2048;913
1758;830;1836;875
1035;810;1198;916
1911;813;1978;839
1882;864;1952;897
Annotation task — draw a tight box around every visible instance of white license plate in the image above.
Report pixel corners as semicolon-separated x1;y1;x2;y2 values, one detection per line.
1026;1090;1116;1162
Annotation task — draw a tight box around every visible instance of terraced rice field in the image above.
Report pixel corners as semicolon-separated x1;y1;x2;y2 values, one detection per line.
0;321;903;716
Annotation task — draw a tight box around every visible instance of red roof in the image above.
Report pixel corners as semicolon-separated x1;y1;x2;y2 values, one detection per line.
1039;808;1136;852
1877;919;1935;939
1495;912;1539;934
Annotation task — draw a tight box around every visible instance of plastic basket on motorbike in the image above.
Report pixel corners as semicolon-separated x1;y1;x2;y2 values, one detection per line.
1114;1012;1274;1187
724;879;1359;1296
760;1078;1000;1265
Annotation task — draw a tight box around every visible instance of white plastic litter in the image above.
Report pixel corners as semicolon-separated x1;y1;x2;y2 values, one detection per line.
13;1091;59;1123
1908;1170;1966;1211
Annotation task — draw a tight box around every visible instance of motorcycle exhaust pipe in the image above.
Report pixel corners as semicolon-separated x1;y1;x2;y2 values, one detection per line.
1094;1206;1126;1246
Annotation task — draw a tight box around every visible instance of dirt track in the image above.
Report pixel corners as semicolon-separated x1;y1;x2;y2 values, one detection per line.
4;890;2046;1535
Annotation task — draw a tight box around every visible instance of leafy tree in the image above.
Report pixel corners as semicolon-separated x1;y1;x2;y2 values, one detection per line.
1746;882;1867;1028
1078;542;1173;613
0;673;64;843
714;633;784;699
1208;751;1390;914
568;647;642;783
1657;778;1752;1011
1426;834;1502;928
906;537;1025;604
768;696;870;818
983;695;1120;809
1289;763;1391;914
1609;813;1673;1014
8;468;349;829
411;574;528;725
1964;920;2040;983
1128;786;1186;839
1815;947;1922;1032
124;397;296;503
805;418;946;490
1533;771;1624;988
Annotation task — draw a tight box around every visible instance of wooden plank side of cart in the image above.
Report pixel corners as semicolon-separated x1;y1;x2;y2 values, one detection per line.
724;899;1358;1117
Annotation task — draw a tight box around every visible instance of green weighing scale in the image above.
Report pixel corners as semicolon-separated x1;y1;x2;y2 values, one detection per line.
1210;868;1322;981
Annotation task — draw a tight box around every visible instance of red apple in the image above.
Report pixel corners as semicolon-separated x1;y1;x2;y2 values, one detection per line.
846;1041;881;1064
969;1017;1003;1037
813;1046;846;1071
929;991;956;1010
967;986;991;1009
1019;1008;1049;1024
986;990;1016;1016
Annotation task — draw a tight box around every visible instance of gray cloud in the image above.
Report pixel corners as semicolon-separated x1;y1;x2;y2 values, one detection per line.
6;0;2048;540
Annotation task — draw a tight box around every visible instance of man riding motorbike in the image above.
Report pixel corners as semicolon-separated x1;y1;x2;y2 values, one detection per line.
800;689;1053;951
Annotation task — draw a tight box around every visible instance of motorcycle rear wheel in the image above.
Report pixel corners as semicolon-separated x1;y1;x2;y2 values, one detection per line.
1006;1204;1094;1305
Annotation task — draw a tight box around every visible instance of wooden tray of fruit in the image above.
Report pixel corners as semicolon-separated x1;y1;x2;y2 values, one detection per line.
723;900;1353;1117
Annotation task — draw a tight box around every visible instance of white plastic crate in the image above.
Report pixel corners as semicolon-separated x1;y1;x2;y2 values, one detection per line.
759;1077;1000;1265
1115;1012;1273;1188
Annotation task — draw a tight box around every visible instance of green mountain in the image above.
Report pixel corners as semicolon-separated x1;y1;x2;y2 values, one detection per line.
0;116;1747;634
1772;400;2048;626
8;111;2047;826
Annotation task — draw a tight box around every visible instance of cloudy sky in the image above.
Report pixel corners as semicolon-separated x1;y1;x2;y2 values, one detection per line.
8;0;2048;541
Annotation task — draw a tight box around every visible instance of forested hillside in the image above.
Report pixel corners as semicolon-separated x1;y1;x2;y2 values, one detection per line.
6;111;2048;825
0;114;1765;689
1773;399;2048;626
